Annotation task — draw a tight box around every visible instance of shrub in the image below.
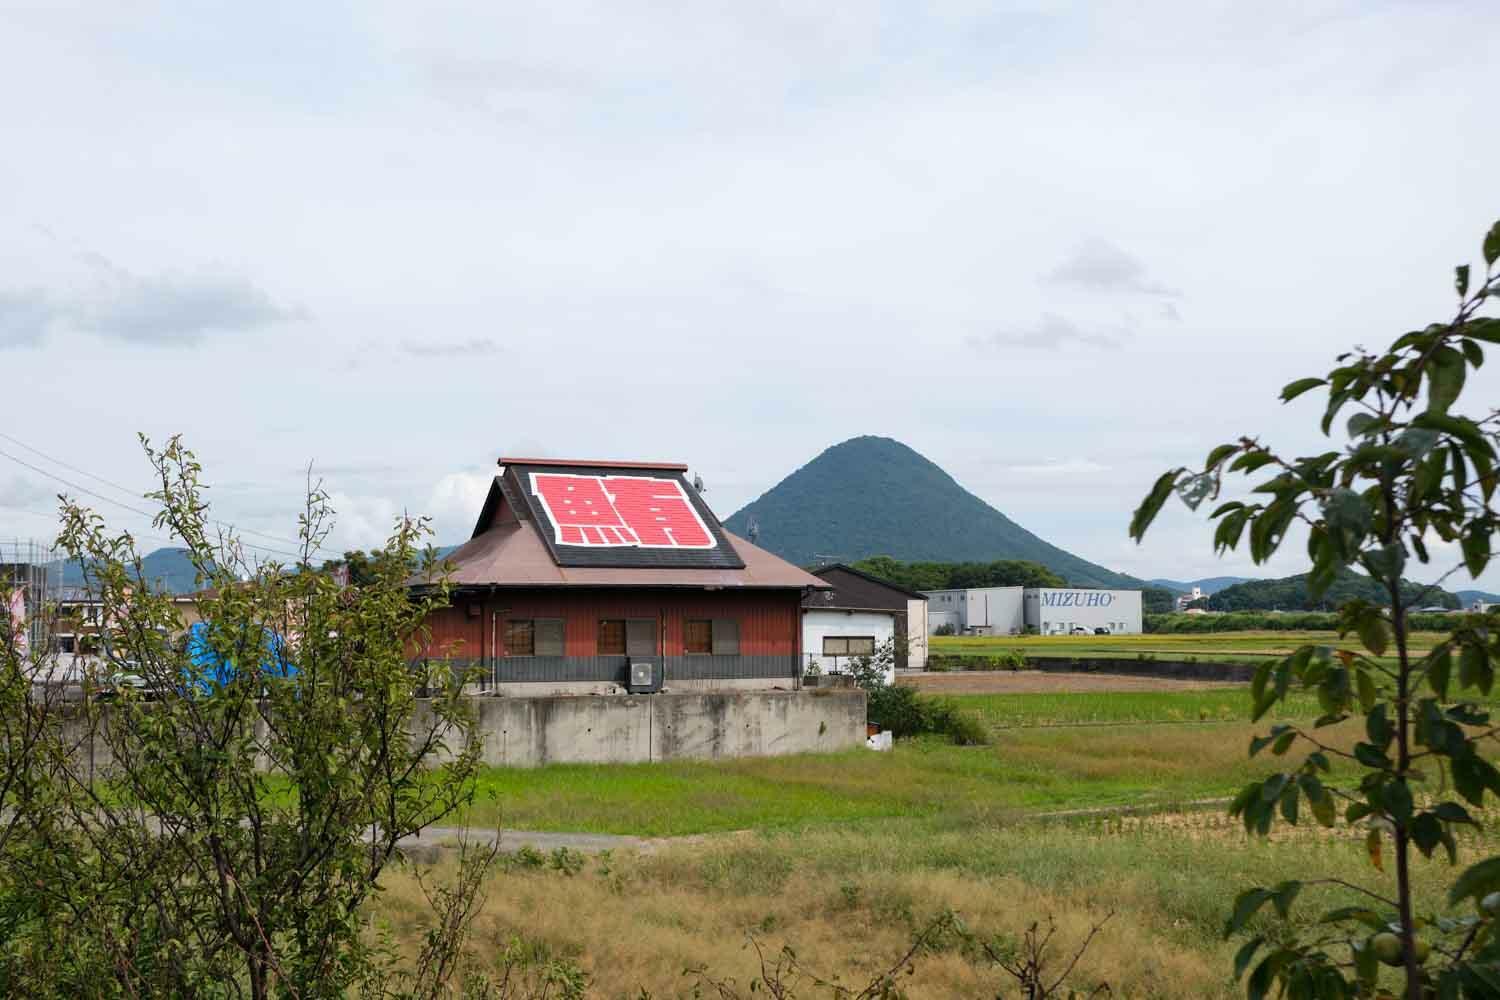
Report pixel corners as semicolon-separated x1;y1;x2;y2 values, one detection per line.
866;686;989;745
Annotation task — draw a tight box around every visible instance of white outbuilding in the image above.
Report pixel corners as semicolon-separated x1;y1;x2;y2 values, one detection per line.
802;565;929;684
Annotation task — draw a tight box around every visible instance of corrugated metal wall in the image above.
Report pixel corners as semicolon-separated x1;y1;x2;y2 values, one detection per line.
416;587;801;682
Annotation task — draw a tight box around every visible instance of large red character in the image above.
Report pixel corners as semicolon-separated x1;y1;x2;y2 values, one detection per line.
603;476;714;548
529;473;639;546
529;473;713;549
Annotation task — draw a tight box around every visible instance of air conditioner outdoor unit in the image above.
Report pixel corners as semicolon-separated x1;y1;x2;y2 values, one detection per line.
626;660;658;694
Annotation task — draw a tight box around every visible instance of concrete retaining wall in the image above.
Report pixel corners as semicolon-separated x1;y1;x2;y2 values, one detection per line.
422;689;866;767
60;690;867;774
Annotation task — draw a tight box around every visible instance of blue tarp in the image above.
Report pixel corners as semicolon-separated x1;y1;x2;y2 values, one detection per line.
183;621;297;695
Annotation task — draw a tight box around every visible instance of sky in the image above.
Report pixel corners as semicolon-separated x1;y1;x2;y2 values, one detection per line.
1;1;1498;591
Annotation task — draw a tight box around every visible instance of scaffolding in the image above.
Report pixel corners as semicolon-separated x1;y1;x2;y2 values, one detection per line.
1;538;61;655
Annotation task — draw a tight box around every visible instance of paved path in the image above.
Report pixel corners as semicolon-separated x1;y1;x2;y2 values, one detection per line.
395;825;668;861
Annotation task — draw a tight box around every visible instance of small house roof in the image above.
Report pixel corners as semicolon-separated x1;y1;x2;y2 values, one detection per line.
803;563;929;610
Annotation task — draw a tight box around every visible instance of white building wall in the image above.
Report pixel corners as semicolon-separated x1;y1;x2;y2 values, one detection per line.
802;609;897;685
963;588;1025;634
921;587;1024;634
924;589;966;633
1023;589;1143;634
905;598;928;670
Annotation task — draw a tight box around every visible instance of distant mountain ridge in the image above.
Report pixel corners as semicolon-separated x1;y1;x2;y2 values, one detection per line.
1149;576;1255;596
722;436;1139;589
52;547;205;594
1206;570;1460;612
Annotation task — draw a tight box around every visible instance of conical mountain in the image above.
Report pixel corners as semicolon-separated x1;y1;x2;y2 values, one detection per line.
722;436;1139;588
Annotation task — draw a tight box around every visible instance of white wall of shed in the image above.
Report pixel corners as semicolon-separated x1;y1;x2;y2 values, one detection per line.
801;609;896;685
905;598;928;669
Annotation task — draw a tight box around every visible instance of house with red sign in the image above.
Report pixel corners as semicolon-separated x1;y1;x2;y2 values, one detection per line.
413;457;829;696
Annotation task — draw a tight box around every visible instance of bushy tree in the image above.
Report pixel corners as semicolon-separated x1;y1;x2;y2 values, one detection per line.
0;436;486;998
1131;221;1500;997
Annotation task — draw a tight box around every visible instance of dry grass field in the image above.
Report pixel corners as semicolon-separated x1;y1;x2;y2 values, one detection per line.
375;809;1499;998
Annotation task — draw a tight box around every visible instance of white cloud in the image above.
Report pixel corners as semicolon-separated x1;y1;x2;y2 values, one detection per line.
968;313;1126;351
1046;241;1181;297
2;0;1499;589
0;245;302;349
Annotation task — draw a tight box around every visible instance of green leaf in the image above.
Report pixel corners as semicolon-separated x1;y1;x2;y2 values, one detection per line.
1448;855;1500;906
1459;643;1490;693
1457;263;1472;297
1302;776;1335;827
1356;613;1389;658
1411;812;1443;857
1462;522;1493;579
1225;887;1276;938
1280;782;1300;823
1462;337;1485;369
1130;469;1182;542
1272;880;1302;918
1433;801;1477;825
1384;779;1413;824
1247;954;1275;1000
1204;443;1239;471
1427;647;1452;699
1233;936;1264;980
1365;828;1383;871
1281;378;1327;403
1346;412;1379;438
1485;219;1500;267
1356;670;1377;712
1427;345;1467;416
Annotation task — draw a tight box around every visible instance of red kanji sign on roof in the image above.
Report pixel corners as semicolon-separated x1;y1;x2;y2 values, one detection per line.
529;473;715;549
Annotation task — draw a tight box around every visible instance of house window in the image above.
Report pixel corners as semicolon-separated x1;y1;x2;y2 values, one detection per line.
506;618;564;656
823;636;875;656
627;619;657;657
684;619;739;655
598;619;626;655
685;619;711;654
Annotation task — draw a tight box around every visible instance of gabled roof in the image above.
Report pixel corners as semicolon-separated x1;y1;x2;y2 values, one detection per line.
803;563;929;611
478;460;745;571
432;459;828;591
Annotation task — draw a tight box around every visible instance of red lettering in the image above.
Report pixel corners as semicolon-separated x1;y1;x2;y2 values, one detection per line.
604;476;714;548
529;473;714;549
530;473;639;547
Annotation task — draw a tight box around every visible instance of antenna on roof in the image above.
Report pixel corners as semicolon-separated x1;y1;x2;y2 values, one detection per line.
746;515;760;544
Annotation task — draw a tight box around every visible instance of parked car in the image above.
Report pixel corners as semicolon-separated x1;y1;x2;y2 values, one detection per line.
1070;626;1090;635
1094;627;1111;635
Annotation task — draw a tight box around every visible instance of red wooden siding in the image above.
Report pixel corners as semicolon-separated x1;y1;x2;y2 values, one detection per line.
415;588;800;660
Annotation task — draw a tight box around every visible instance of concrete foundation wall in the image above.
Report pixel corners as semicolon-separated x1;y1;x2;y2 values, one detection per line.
62;690;867;774
425;689;866;767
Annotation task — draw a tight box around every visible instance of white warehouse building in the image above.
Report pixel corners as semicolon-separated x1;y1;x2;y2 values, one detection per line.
1024;588;1142;635
924;587;1024;635
925;586;1142;635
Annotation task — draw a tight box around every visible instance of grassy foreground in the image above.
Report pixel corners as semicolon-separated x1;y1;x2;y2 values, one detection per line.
460;705;1372;837
458;690;1499;836
377;812;1500;997
394;686;1500;996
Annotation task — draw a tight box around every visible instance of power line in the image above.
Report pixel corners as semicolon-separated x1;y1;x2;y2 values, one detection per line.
0;431;307;549
0;445;307;560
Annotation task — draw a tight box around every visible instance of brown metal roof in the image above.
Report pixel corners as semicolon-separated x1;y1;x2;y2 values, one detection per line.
425;518;827;590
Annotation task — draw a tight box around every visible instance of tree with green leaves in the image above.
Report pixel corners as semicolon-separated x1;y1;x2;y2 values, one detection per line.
0;436;488;998
1131;220;1500;998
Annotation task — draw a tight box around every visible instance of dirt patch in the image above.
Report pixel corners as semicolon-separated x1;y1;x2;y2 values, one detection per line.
899;671;1244;694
